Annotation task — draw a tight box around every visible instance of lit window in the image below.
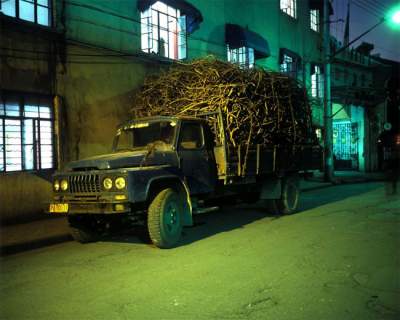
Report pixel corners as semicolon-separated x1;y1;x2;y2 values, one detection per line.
280;0;296;18
280;51;300;78
311;65;324;98
140;1;187;60
0;95;54;172
310;9;319;32
227;46;255;69
0;0;51;26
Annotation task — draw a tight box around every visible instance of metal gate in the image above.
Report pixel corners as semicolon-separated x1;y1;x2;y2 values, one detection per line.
333;122;359;170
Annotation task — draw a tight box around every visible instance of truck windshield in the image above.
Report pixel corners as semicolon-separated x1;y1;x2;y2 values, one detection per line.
115;121;176;151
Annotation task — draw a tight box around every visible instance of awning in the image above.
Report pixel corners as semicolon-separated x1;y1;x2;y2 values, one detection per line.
137;0;203;33
225;24;270;59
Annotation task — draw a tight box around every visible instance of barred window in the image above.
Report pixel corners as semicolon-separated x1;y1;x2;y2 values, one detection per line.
140;1;187;60
310;9;320;32
280;0;296;18
280;51;300;79
0;95;54;172
227;46;255;69
311;65;324;98
0;0;52;27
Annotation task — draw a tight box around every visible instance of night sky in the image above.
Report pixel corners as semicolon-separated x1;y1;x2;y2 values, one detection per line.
330;0;400;61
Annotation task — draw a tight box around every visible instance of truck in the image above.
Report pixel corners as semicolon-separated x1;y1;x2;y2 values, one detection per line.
49;111;321;248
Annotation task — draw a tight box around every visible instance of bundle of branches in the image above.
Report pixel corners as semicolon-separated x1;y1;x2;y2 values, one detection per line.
133;57;316;170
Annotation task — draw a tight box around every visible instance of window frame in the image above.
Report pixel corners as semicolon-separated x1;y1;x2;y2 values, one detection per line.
280;50;301;79
0;93;55;173
227;45;255;69
0;0;52;27
140;1;187;60
178;121;205;151
311;64;324;99
280;0;297;19
310;9;320;32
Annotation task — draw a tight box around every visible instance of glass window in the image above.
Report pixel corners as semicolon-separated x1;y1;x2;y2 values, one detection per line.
0;95;54;172
311;65;324;98
140;1;186;60
0;0;51;26
310;9;319;32
179;122;204;150
280;0;296;18
280;52;300;79
227;46;255;69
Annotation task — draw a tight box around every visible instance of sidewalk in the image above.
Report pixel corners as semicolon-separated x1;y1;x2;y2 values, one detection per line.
0;171;385;255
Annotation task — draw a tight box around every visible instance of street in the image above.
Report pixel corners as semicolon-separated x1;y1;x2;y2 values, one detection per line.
1;182;399;320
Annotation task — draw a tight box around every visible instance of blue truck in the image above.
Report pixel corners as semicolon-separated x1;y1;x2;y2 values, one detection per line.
49;112;321;248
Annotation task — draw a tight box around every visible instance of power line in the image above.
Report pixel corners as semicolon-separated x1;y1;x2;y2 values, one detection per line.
351;0;382;19
356;0;386;17
360;0;391;15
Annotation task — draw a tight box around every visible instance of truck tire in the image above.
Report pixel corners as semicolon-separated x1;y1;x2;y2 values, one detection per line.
68;216;99;243
147;188;183;248
275;176;300;214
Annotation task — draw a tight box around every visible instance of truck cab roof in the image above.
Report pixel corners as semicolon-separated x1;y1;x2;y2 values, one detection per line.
118;115;206;130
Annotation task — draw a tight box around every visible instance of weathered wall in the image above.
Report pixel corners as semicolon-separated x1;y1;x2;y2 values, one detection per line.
56;46;162;163
0;17;57;223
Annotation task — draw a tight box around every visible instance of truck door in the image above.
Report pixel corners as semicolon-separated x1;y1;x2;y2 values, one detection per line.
177;121;217;194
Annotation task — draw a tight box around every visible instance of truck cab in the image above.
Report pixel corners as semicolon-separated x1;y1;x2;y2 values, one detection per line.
50;116;218;248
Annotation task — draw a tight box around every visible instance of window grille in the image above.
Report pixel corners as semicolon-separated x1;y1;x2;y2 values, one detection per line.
140;1;187;60
0;0;51;26
311;65;324;98
280;52;300;79
0;95;54;172
280;0;296;18
310;9;319;32
227;46;255;69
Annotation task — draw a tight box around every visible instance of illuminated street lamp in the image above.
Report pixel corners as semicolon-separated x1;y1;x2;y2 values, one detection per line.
390;7;400;26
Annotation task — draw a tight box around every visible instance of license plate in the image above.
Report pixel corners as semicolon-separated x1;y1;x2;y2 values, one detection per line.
49;203;68;213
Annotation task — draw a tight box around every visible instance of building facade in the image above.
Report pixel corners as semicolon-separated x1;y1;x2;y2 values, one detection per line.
330;40;392;172
3;0;379;223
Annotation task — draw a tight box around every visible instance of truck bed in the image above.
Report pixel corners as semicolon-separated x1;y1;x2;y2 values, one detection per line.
214;144;322;182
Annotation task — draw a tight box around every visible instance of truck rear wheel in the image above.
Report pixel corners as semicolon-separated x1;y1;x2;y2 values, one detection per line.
68;216;99;243
147;188;183;248
276;176;300;214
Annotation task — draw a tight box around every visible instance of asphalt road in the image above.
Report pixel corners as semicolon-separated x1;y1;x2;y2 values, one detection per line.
1;182;399;320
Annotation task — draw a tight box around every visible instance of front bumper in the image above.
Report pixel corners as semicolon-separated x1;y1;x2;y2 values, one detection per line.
48;201;130;215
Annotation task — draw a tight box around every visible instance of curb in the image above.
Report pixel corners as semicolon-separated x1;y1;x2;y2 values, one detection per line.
0;234;72;256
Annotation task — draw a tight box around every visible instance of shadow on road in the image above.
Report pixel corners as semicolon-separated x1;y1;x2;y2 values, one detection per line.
106;182;383;247
299;182;382;211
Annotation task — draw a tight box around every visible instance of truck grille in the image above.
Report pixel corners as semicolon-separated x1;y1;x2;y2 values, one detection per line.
69;174;101;193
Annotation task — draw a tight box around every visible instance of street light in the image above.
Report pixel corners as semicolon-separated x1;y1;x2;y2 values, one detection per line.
390;7;400;26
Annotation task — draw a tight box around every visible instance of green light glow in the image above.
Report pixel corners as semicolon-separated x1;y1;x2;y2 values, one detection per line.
392;10;400;24
388;6;400;28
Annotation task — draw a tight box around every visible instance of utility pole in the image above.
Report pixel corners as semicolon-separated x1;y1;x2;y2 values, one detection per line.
323;0;334;182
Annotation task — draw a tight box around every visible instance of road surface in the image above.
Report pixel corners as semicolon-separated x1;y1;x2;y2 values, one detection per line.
1;182;399;320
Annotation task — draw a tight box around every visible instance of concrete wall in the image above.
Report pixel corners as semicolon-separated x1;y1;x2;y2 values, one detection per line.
0;17;57;223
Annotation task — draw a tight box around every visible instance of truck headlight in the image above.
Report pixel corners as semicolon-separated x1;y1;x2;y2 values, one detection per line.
115;177;126;190
54;180;60;191
60;179;68;191
103;177;113;190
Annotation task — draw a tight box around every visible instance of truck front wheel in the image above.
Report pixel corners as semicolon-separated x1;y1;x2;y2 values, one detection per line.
147;188;183;248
